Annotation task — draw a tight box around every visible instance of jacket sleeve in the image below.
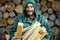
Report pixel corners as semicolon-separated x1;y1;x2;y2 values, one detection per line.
9;17;19;40
42;15;53;40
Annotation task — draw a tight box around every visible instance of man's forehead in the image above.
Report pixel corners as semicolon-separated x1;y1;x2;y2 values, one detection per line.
27;3;33;6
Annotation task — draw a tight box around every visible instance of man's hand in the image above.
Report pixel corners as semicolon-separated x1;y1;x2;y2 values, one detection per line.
11;35;20;40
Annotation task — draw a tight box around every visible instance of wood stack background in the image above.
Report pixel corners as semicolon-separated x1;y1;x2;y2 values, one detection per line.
0;0;60;40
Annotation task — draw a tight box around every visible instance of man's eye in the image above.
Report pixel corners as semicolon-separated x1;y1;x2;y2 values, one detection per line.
31;6;33;8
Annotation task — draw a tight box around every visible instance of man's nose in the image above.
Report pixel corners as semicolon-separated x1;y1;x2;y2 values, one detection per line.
29;8;31;10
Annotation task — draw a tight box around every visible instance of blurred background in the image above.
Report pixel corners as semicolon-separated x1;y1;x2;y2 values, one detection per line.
0;0;60;40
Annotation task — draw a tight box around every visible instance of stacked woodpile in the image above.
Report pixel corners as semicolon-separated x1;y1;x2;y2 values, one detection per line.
0;0;60;40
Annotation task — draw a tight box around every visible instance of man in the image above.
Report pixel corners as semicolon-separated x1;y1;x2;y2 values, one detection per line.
9;0;53;40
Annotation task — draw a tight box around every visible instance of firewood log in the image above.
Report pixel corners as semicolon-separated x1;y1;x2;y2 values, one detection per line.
27;26;41;40
15;22;24;40
7;18;15;25
3;12;9;18
5;2;15;12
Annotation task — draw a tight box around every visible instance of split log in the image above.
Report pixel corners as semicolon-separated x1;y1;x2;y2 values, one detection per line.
3;12;9;18
49;14;56;21
47;8;53;14
7;18;15;25
27;25;41;40
56;12;60;18
9;11;15;18
0;6;6;12
6;25;12;34
40;0;47;5
52;27;59;36
5;34;9;40
5;2;15;12
41;5;48;12
48;20;54;26
43;12;49;18
0;19;7;27
52;1;60;11
0;28;5;33
38;26;48;39
55;18;60;26
15;22;24;40
47;2;52;8
15;4;23;14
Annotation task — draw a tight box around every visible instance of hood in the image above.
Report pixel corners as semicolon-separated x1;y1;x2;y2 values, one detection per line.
23;0;39;18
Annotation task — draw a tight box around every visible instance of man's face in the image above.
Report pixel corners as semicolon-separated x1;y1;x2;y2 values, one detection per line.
26;3;34;16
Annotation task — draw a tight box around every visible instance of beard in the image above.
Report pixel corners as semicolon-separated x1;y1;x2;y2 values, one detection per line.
27;12;33;16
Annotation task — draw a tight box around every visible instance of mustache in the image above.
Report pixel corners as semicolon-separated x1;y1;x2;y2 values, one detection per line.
27;10;33;12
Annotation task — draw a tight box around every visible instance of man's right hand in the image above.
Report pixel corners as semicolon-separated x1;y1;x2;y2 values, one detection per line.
11;35;20;40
